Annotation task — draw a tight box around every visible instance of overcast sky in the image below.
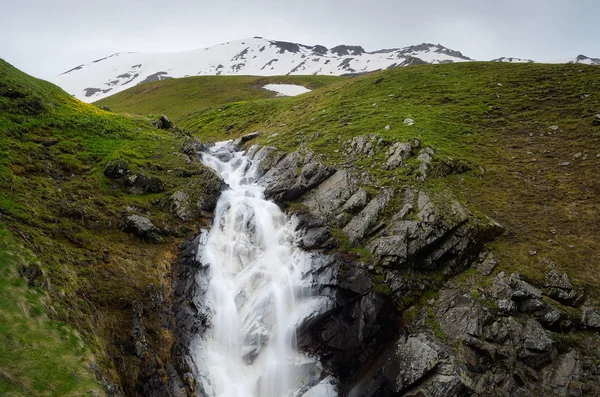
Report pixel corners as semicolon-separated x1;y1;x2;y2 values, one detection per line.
1;0;598;80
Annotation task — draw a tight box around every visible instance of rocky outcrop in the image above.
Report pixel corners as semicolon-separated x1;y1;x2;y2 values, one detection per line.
124;215;161;243
153;114;172;129
343;189;392;245
257;148;335;202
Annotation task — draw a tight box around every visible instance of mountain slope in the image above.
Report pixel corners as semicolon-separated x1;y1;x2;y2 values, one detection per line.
94;74;343;120
0;58;225;395
179;62;600;294
53;37;473;102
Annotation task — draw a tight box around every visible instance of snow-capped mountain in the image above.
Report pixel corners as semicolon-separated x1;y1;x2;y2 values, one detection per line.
53;37;599;103
53;37;472;102
491;57;534;63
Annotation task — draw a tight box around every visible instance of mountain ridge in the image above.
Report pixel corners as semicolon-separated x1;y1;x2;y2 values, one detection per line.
53;36;600;102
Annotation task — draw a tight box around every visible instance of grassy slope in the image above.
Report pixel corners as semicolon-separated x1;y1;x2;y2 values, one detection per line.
0;225;101;396
94;75;344;120
177;62;600;296
0;59;219;394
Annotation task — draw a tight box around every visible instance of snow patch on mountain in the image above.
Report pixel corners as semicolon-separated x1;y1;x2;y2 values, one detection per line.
52;36;599;103
263;84;311;97
491;57;534;63
52;37;473;102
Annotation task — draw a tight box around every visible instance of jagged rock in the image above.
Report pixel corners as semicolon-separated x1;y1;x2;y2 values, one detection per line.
132;301;148;358
437;289;491;339
168;191;193;221
543;350;582;397
298;226;335;250
581;308;600;329
300;376;337;397
260;148;335;202
348;334;444;397
124;215;161;243
366;236;407;266
302;170;359;220
386;142;412;169
124;173;165;194
519;318;555;369
153;114;172;129
232;131;261;148
247;145;286;178
344;134;383;158
104;159;129;179
343;189;391;245
341;188;368;214
546;269;584;306
416;147;435;181
477;252;497;276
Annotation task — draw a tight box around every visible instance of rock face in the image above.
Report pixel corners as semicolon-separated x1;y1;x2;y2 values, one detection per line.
155;143;600;397
257;148;335;201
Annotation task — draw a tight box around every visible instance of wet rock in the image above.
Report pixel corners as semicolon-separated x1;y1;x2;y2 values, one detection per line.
298;226;335;250
124;215;161;243
104;159;129;179
260;148;335;202
348;334;444;397
232;131;261;148
343;189;391;245
247;145;286;178
153;114;172;129
300;376;337;397
386;142;412;169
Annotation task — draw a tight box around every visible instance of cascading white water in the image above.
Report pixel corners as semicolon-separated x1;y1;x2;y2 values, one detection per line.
191;141;335;397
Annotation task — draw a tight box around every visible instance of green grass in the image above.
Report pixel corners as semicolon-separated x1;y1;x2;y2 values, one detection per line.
178;62;600;298
94;74;344;120
0;224;102;396
0;58;225;394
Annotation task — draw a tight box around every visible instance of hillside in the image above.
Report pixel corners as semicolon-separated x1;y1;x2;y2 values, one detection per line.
176;62;600;294
94;74;343;120
0;59;223;395
2;57;600;396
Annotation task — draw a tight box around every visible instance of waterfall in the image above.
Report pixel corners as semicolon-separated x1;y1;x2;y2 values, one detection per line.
190;141;336;397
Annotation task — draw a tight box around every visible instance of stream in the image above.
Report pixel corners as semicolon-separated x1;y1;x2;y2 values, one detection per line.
190;141;336;397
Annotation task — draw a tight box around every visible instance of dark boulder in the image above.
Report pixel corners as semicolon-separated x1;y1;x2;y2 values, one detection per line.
125;174;165;194
124;215;161;243
153;114;172;129
104;159;129;179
